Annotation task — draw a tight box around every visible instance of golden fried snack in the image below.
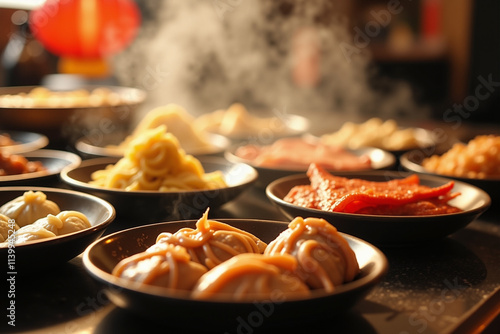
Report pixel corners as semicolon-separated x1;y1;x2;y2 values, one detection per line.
265;217;359;292
192;253;310;301
112;243;207;291
152;210;267;269
422;135;500;179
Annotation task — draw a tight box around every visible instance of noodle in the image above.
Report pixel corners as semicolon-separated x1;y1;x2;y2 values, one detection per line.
90;126;226;191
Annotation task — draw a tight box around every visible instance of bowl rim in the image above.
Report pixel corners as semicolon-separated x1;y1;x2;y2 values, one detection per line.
82;218;389;305
265;170;492;219
75;132;232;158
0;130;49;154
60;156;258;196
0;85;147;110
224;141;396;172
0;149;82;182
0;186;116;248
400;149;500;182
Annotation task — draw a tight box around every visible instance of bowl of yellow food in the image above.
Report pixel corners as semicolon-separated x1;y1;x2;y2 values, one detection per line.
319;118;438;156
0;85;146;147
193;103;311;141
62;126;257;222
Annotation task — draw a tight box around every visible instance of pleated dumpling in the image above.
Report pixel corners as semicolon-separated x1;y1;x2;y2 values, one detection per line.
265;217;360;292
152;210;267;269
0;213;18;243
0;191;60;227
12;211;91;244
32;211;91;236
192;253;310;301
112;243;208;291
12;221;57;243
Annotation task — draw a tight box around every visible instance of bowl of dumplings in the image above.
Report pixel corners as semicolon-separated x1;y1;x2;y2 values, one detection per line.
0;187;115;271
83;211;388;331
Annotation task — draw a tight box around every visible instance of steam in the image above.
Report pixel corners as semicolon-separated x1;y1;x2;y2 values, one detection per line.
112;0;428;125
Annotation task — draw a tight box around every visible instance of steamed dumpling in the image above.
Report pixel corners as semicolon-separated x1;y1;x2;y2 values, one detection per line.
265;217;359;292
32;211;91;236
12;222;57;243
11;211;91;244
152;210;267;269
112;243;208;291
0;213;18;243
192;253;310;301
0;191;60;227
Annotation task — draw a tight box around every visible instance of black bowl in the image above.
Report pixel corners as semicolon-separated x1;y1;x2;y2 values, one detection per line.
400;149;500;205
75;132;231;158
0;186;115;271
61;157;258;222
83;219;388;331
266;171;491;247
0;149;81;186
0;85;146;147
0;130;48;153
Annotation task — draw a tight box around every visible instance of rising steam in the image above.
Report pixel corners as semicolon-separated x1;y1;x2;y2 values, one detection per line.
112;0;428;126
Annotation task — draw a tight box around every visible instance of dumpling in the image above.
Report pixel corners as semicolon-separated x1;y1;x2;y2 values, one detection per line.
192;253;310;301
265;217;359;292
11;211;91;244
112;243;207;291
152;210;267;269
32;211;91;235
0;213;18;243
0;191;60;227
12;222;57;243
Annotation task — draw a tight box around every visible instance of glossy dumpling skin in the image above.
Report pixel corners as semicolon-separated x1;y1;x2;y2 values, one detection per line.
192;253;310;301
153;210;267;269
265;217;359;292
12;210;91;244
0;191;60;227
33;211;91;235
112;243;208;291
0;213;19;243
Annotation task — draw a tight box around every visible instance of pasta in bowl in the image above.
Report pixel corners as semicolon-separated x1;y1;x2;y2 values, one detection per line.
61;156;257;222
62;125;257;221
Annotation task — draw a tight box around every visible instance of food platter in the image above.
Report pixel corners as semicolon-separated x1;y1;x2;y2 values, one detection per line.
83;219;388;331
0;130;49;153
0;186;115;271
60;157;258;222
266;171;491;246
0;149;81;186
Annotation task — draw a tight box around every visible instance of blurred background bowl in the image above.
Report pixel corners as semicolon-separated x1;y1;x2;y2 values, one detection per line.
0;85;146;148
75;132;231;159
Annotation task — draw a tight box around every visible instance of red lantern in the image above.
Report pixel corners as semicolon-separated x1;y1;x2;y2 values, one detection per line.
29;0;140;59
